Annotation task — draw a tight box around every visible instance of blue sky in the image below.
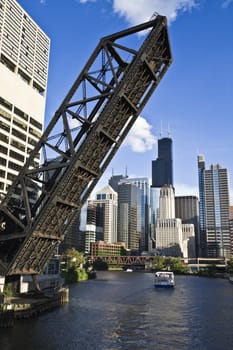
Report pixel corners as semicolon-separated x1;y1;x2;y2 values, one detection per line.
17;0;233;200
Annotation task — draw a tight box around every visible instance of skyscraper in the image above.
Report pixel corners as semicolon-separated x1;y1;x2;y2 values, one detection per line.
108;174;128;192
94;185;118;243
198;155;231;258
229;206;233;257
119;177;149;252
175;196;199;257
0;0;50;195
155;185;195;258
152;137;173;188
150;137;173;248
85;185;118;253
117;181;141;252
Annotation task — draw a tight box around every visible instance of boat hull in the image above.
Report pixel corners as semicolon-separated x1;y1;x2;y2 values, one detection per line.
154;284;174;288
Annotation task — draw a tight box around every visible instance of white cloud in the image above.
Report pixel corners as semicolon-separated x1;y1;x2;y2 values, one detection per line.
79;0;96;3
123;116;156;153
222;0;233;8
113;0;198;25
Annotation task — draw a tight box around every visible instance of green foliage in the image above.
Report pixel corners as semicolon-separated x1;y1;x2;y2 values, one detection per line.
152;255;166;271
62;266;88;283
165;257;189;274
62;248;85;270
152;256;189;274
77;268;88;281
3;283;13;297
62;266;79;284
197;264;217;277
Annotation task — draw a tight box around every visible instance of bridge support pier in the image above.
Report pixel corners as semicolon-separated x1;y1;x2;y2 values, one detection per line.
0;276;5;294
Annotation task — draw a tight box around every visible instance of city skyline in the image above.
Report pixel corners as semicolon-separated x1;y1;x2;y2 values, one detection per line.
17;0;233;201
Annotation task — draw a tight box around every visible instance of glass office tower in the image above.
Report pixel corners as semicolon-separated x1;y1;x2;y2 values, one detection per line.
119;177;149;252
198;155;231;258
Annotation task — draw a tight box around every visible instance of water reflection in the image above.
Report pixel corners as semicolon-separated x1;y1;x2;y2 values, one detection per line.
0;272;233;350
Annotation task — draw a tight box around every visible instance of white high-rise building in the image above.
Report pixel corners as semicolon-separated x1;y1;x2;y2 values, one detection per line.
158;185;175;219
155;185;195;258
85;185;118;253
0;0;50;195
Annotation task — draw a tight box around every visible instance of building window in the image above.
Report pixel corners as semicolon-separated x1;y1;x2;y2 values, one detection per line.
14;106;28;121
11;139;25;152
0;144;8;155
17;69;30;85
0;132;9;144
9;150;24;162
0;170;5;178
12;128;26;141
0;96;12;111
28;137;37;146
30;116;42;130
0;54;15;72
32;82;45;96
0;157;7;166
7;172;17;182
13;117;27;131
8;161;21;172
0;108;11;122
0;120;10;133
29;127;41;139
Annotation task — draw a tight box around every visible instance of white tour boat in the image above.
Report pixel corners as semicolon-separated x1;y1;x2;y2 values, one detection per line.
154;271;175;288
126;268;133;272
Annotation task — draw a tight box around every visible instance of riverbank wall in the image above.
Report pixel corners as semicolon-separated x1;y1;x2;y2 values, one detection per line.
0;287;69;328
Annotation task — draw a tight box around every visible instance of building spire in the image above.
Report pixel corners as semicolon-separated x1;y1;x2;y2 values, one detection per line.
168;122;171;138
160;120;163;138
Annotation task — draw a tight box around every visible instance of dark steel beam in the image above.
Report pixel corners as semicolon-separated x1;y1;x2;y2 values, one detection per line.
0;15;172;276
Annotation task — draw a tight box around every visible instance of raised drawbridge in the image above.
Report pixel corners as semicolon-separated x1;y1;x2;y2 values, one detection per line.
0;15;172;276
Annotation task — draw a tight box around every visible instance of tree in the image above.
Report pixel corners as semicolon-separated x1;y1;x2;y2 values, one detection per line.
152;255;166;271
61;248;87;283
62;248;85;270
165;257;189;274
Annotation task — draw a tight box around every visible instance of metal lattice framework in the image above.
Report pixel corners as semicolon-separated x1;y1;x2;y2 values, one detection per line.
0;15;172;276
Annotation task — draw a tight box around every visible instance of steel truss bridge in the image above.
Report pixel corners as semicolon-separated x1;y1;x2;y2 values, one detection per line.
0;15;172;277
88;256;228;268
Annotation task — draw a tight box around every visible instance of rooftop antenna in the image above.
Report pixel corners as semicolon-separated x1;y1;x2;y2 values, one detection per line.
125;165;128;178
160;120;163;138
168;122;171;137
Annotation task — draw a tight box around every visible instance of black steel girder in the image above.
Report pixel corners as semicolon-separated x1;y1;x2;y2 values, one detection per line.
0;14;172;275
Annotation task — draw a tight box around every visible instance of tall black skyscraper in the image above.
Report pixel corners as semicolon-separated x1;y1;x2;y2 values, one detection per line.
150;137;173;250
152;137;173;187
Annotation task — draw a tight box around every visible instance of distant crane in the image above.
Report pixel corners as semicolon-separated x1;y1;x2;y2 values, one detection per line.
0;15;172;280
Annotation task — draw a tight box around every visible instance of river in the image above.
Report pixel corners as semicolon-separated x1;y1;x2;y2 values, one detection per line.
0;271;233;350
